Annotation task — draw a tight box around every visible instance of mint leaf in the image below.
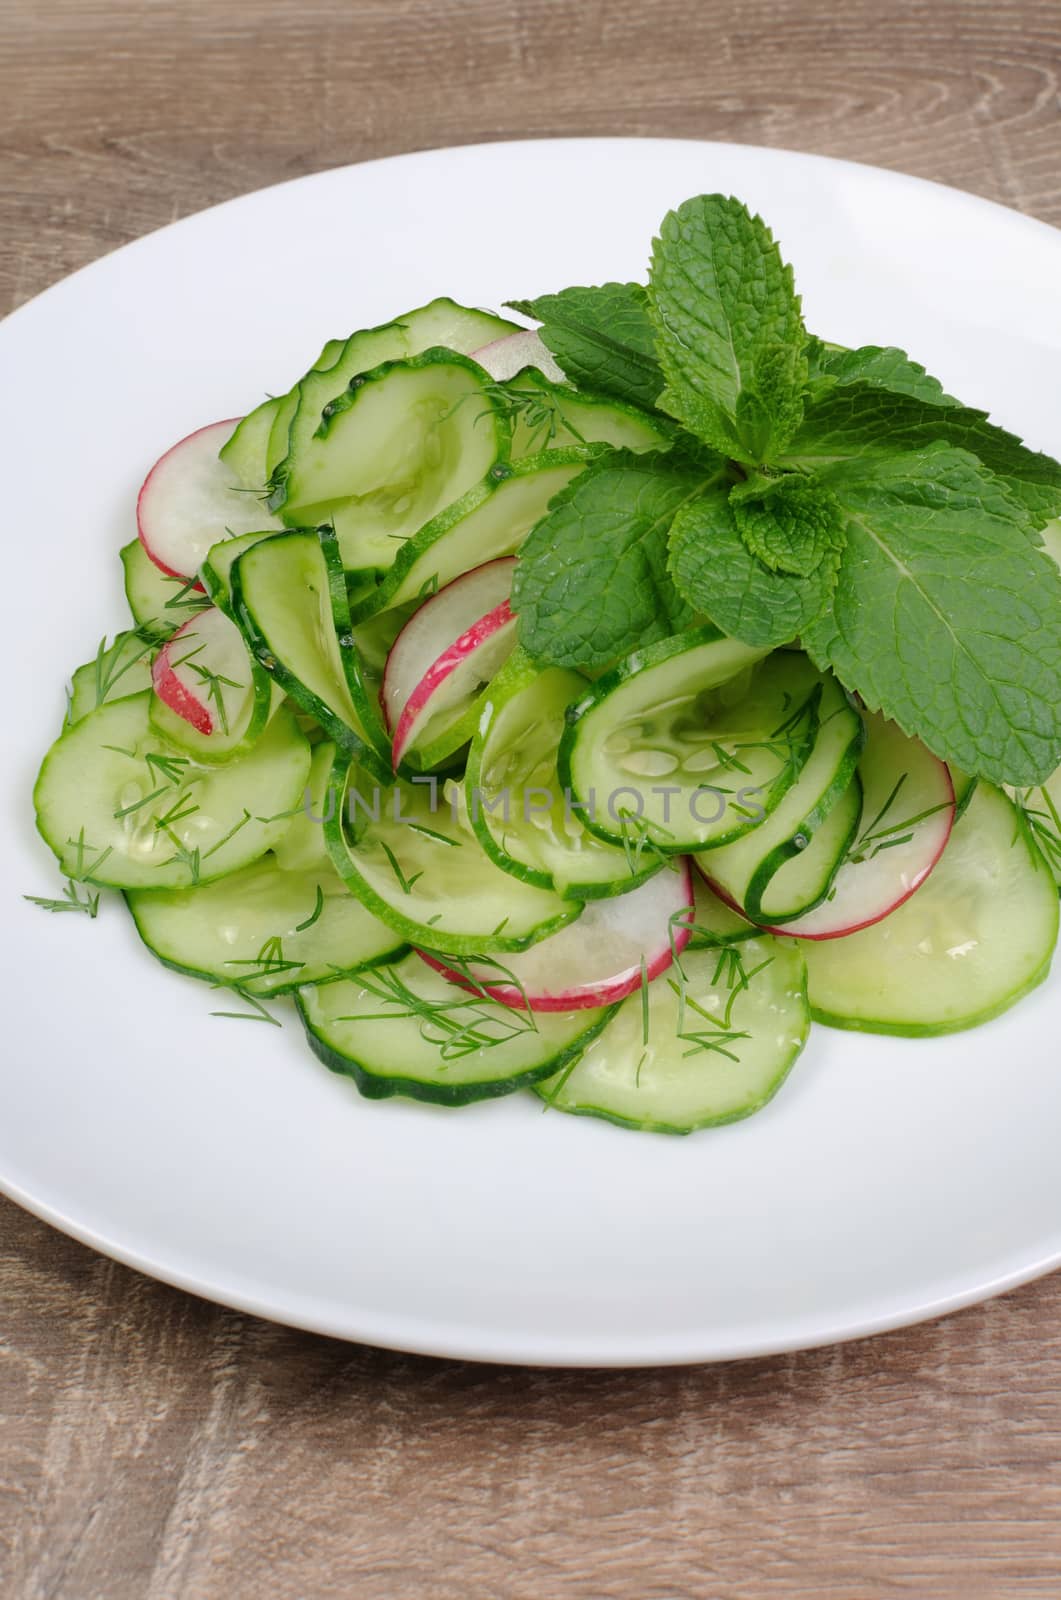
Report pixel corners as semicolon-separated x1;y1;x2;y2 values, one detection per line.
648;195;807;464
803;444;1061;786
668;489;839;649
804;340;959;406
730;472;845;576
784;382;1061;523
506;284;662;412
512;452;720;670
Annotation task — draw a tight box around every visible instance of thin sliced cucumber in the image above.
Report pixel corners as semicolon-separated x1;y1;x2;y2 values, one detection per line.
200;530;278;615
805;783;1059;1034
125;855;402;996
120;538;209;639
148;608;281;763
503;368;672;458
559;633;819;854
324;749;578;954
34;693;311;890
272;351;507;572
759;776;862;921
1013;766;1061;890
688;871;761;946
697;668;865;922
67;630;156;723
272;740;338;874
219;336;351;487
765;713;955;939
275;299;519;502
232;528;390;779
219;397;285;488
297;952;613;1106
348;450;588;622
535;937;809;1133
465;651;663;899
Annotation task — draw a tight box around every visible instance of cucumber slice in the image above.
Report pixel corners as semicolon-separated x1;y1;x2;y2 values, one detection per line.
219;336;349;487
535;937;809;1133
805;784;1059;1034
503;368;672;458
765;713;955;939
276;299;519;499
465;651;664;898
297;952;613;1106
696;668;865;923
273;351;507;571
232;528;390;779
126;855;402;996
120;538;209;639
148;608;281;763
688;872;760;946
272;740;338;874
34;693;311;890
348;451;588;622
219;397;284;488
67;630;156;724
323;749;578;954
200;530;278;615
559;633;819;854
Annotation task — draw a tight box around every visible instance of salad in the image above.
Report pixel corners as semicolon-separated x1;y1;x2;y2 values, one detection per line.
29;195;1061;1134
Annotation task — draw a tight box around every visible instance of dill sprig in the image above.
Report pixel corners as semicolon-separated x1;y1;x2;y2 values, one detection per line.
25;879;102;918
210;985;283;1026
81;628;157;715
345;960;538;1062
846;771;954;864
295;884;326;932
1017;786;1061;876
65;827;113;882
377;839;423;895
617;809;673;875
224;934;305;991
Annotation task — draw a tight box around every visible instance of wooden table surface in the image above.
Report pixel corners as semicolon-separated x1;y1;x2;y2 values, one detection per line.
3;2;1061;1594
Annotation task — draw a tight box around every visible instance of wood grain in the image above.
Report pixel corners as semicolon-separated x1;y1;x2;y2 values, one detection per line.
3;2;1061;1595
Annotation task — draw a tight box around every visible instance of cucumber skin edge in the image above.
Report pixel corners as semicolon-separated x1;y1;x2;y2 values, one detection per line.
296;991;619;1107
808;943;1056;1038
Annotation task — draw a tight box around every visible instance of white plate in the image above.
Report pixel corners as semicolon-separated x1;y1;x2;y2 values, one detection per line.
3;139;1059;1366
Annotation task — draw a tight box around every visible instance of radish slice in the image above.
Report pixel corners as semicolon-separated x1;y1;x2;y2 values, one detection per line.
383;557;518;768
137;420;281;580
752;715;955;941
152;608;253;736
471;330;565;383
418;860;694;1011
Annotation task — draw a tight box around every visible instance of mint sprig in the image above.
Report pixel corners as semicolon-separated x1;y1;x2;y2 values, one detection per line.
648;195;808;464
511;453;718;671
506;283;661;412
509;193;1061;788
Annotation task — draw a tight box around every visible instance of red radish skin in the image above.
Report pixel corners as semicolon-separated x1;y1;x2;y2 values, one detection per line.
150;606;252;738
137;418;283;582
695;767;956;942
471;330;565;384
381;556;518;769
152;630;214;735
137;419;241;580
418;860;696;1012
390;600;516;768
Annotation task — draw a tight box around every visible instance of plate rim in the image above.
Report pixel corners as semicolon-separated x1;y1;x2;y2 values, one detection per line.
3;134;1059;1367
